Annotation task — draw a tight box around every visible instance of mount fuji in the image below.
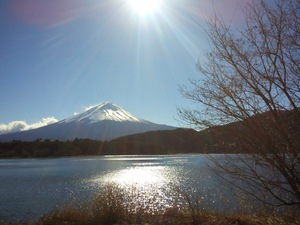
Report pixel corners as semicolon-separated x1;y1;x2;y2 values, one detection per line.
0;102;177;142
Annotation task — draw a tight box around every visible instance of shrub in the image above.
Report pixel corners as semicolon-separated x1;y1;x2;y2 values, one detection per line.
92;184;127;225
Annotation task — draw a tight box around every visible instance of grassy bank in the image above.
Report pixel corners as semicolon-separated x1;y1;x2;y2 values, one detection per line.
1;184;299;225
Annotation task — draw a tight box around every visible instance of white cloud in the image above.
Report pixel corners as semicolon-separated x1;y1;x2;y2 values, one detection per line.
0;121;28;135
0;117;58;135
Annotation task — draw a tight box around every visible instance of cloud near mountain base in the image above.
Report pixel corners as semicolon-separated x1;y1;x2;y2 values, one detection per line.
0;117;58;135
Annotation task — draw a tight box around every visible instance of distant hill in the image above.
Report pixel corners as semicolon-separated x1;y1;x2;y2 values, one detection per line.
197;109;300;153
103;128;210;155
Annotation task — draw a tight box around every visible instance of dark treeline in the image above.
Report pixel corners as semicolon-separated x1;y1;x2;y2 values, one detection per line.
0;128;233;158
0;137;194;158
0;138;106;158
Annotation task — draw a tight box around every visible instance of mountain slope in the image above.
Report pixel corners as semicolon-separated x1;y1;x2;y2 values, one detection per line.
103;128;209;155
61;102;147;123
0;102;176;142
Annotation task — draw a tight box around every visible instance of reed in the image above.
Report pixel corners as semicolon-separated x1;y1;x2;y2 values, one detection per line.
1;184;299;225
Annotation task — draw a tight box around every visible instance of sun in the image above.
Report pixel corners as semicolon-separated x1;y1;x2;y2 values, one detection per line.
128;0;162;16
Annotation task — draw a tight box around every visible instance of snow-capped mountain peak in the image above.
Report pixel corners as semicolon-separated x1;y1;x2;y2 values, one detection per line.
62;102;145;123
0;102;177;141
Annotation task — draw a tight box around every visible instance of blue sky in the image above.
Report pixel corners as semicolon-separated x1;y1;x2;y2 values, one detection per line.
0;0;251;133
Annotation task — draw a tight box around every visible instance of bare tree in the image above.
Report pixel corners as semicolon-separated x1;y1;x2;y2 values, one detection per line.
179;0;300;208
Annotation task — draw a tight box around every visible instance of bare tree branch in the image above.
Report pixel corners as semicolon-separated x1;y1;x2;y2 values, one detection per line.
179;0;300;209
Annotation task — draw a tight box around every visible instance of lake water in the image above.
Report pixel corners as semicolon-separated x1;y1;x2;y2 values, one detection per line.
0;155;244;222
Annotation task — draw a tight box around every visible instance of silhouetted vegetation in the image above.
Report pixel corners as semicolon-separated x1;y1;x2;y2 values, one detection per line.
0;138;105;158
0;184;299;225
179;0;300;208
0;128;211;157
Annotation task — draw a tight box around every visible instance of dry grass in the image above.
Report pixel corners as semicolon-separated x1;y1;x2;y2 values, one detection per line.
1;184;299;225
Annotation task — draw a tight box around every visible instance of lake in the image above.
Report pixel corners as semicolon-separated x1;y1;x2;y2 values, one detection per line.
0;154;244;222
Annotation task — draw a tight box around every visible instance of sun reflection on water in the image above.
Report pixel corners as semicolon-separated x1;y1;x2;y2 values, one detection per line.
91;164;181;212
106;166;165;186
